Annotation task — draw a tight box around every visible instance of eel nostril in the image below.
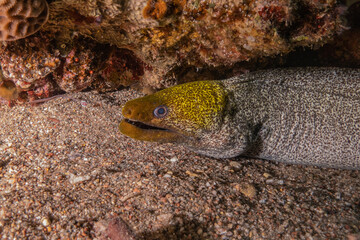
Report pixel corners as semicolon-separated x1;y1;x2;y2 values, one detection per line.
123;108;132;116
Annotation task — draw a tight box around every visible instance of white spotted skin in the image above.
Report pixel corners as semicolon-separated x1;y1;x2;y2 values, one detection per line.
190;67;360;169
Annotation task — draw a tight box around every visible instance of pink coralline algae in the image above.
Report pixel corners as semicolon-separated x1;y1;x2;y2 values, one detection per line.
0;34;101;104
0;34;61;89
27;76;61;102
54;44;95;92
98;48;147;90
0;31;151;105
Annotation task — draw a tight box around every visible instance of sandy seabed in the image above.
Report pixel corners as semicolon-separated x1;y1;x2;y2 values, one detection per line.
0;89;359;239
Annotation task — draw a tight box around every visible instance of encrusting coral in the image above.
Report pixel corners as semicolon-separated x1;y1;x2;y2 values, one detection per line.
0;0;355;104
44;0;349;88
0;0;49;41
0;33;60;89
53;39;96;92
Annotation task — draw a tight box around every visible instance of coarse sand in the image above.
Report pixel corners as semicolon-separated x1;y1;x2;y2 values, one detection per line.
0;89;359;239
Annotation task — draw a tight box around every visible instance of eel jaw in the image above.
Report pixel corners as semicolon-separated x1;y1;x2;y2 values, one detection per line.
123;119;168;131
119;118;184;143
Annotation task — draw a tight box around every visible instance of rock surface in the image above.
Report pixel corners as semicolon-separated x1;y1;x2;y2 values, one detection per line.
46;0;345;87
0;0;348;99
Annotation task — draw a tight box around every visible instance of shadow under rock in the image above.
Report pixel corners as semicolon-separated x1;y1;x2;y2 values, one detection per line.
138;214;213;240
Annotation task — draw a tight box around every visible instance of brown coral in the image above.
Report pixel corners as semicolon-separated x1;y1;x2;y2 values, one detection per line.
143;0;186;20
0;0;49;41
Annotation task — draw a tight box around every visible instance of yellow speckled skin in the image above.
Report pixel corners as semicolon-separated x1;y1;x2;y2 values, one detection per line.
120;81;228;142
153;81;227;130
120;67;360;169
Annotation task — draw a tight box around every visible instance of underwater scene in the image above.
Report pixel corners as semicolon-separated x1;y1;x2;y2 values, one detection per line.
0;0;359;239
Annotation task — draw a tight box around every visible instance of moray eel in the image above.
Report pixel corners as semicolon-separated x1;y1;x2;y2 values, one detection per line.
120;67;360;169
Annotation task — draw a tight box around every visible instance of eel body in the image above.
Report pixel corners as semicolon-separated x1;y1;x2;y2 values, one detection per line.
120;67;360;169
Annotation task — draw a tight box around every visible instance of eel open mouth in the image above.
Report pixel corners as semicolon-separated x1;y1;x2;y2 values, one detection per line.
119;118;183;143
124;119;168;131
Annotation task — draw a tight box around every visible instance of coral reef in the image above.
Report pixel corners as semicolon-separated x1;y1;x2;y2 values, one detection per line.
0;33;60;89
0;0;353;104
53;40;96;92
27;76;61;102
97;48;148;91
44;0;345;88
0;0;49;41
290;1;360;68
143;0;186;20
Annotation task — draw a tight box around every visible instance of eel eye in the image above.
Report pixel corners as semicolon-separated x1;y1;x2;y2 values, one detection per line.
153;105;168;118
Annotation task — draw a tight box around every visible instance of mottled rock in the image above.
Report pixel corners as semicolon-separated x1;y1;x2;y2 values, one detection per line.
233;183;257;199
0;0;49;41
0;34;60;88
46;0;345;88
94;217;137;240
53;41;95;92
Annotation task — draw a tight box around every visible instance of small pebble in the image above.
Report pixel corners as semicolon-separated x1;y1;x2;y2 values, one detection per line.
259;199;267;204
266;179;285;185
229;161;242;169
233;183;257;198
186;170;199;177
169;156;178;162
263;173;272;178
41;217;51;227
156;213;173;223
69;174;91;184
